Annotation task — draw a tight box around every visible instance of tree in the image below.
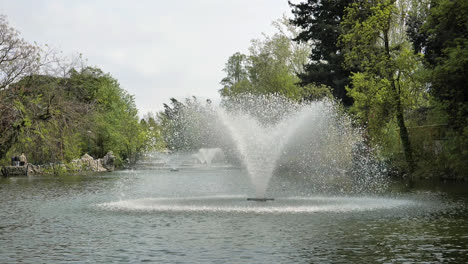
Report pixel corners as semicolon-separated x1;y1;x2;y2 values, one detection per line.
270;15;311;76
405;0;431;54
140;113;166;152
0;15;41;159
0;16;158;166
417;0;468;131
1;64;157;166
0;15;40;90
220;52;248;88
340;0;424;173
158;97;220;151
289;0;356;105
0;16;84;162
87;69;149;165
219;18;314;101
402;0;468;178
8;70;82;163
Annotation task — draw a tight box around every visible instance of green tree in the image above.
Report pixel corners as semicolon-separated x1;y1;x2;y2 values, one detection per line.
3;72;94;164
0;15;41;160
219;18;316;101
418;0;468;131
140;114;166;152
89;70;147;165
220;52;248;88
340;0;425;173
1;66;158;167
158;97;220;151
404;0;468;178
0;16;158;167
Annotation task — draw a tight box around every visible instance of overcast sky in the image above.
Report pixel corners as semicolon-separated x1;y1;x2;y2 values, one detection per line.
0;0;294;115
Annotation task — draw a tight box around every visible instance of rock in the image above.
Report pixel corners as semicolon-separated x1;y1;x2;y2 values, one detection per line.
27;164;43;175
0;164;47;177
70;153;107;172
100;151;116;171
1;165;28;177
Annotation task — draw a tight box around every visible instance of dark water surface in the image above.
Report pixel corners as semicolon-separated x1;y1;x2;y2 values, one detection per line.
1;168;467;263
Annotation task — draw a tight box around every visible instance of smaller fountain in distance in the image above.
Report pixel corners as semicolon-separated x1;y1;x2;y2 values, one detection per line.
194;148;223;166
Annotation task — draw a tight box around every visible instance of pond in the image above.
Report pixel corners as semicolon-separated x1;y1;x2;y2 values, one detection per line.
1;167;467;263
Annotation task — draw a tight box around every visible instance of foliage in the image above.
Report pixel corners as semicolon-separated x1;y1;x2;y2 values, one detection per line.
0;15;41;159
220;52;248;88
219;17;320;102
405;0;431;54
407;0;468;177
0;67;162;167
340;0;427;173
0;16;164;167
2;74;85;163
300;83;333;102
140;113;166;153
90;72;146;165
417;0;468;131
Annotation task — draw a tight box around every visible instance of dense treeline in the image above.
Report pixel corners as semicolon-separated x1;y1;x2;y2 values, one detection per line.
0;16;164;167
218;0;467;179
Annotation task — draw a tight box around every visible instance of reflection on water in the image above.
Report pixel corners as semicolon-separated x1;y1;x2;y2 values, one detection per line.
0;168;467;263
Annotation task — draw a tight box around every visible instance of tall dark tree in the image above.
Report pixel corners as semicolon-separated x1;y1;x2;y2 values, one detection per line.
405;0;430;54
289;0;354;105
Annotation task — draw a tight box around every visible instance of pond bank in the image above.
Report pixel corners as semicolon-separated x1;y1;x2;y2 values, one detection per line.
1;152;116;177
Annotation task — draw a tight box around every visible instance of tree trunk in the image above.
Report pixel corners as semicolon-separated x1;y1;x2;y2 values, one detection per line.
394;92;415;173
384;28;415;173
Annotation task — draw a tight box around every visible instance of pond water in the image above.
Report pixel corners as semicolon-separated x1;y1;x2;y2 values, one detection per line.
1;168;467;263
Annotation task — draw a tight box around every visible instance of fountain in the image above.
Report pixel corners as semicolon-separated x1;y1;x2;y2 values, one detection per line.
163;94;386;200
194;148;223;166
97;95;427;229
219;101;296;198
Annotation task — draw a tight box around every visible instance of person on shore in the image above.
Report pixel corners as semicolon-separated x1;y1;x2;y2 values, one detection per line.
12;156;20;166
19;153;27;166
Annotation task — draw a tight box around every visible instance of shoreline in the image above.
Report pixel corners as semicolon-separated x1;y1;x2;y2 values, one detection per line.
1;152;116;177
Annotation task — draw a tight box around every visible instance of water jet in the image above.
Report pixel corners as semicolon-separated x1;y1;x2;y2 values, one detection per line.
165;94;387;197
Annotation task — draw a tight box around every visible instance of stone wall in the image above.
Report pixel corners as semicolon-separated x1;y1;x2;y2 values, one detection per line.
1;166;28;177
